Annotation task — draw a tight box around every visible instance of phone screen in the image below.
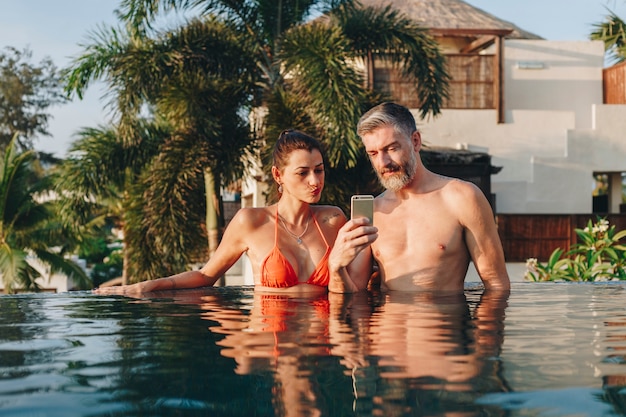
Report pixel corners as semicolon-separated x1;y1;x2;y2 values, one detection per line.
351;195;374;224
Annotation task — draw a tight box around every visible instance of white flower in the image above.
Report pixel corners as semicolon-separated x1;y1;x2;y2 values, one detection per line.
598;219;610;233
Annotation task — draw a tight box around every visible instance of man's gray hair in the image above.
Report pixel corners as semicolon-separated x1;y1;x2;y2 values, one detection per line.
356;102;417;141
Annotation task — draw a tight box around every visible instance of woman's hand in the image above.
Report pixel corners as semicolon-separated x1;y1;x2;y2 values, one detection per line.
93;280;151;297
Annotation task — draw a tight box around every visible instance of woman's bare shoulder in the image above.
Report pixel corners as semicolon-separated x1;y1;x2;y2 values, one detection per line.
312;205;347;227
230;206;274;229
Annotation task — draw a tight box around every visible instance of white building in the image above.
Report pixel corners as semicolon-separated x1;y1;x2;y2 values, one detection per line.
421;38;618;214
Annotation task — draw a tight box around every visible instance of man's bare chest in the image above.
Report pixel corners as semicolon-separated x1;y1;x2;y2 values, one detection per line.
372;209;465;261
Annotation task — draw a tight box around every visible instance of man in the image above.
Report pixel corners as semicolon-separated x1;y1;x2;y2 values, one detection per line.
328;102;510;292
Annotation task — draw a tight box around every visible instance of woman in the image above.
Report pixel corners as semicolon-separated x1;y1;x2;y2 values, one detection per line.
94;130;347;295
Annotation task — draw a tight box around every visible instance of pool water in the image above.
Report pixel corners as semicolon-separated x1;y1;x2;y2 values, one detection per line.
2;282;626;416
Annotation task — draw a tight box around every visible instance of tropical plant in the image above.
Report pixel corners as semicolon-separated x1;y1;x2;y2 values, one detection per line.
52;121;181;283
525;218;626;282
63;15;260;281
89;245;124;288
590;9;626;64
0;135;90;293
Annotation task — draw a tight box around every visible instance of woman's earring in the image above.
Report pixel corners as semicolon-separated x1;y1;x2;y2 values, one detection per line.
278;184;283;193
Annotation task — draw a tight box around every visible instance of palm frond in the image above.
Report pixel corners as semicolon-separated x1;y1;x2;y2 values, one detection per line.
333;3;449;118
0;243;41;294
64;25;131;100
590;9;626;64
33;249;92;290
279;22;366;167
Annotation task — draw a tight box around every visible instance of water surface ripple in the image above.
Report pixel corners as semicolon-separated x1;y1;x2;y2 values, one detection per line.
1;283;626;416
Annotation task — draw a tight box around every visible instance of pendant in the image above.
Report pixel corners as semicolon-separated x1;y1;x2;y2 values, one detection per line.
296;238;303;245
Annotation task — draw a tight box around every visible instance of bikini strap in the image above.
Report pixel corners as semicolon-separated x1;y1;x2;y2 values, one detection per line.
274;206;279;245
311;212;329;247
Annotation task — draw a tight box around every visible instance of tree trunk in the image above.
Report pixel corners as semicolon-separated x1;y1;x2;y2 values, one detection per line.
122;230;129;285
204;169;225;258
204;169;225;285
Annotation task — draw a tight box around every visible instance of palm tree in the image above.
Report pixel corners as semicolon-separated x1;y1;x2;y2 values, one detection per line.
591;9;626;64
64;18;258;281
53;121;167;283
0;135;90;293
116;0;448;167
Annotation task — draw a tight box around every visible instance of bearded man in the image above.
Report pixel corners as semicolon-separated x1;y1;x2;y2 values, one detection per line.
328;102;510;293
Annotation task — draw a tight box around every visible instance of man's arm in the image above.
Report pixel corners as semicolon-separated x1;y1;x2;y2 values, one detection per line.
328;218;377;293
454;181;511;290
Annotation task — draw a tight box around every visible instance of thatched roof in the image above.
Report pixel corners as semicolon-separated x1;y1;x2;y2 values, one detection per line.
357;0;543;40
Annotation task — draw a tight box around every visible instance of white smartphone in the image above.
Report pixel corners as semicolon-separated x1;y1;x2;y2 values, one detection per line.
350;195;374;224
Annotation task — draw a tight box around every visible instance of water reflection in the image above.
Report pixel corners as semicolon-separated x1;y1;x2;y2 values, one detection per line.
10;285;626;416
330;289;510;416
175;288;511;416
195;292;338;417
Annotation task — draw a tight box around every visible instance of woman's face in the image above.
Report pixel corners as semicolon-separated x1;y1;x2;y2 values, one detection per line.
278;149;325;203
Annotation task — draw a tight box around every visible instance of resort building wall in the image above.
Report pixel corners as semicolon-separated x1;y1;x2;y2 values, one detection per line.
418;39;625;214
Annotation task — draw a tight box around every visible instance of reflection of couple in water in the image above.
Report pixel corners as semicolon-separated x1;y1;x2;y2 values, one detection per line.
184;288;510;416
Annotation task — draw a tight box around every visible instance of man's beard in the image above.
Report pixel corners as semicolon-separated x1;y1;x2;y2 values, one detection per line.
375;151;417;192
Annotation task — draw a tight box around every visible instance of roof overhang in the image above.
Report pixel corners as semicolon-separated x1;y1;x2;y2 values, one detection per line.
429;28;513;54
428;28;513;37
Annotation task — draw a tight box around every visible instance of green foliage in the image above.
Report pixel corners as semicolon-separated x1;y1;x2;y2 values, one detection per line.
0;135;90;293
76;226;124;288
0;47;67;151
525;218;626;282
90;247;123;288
590;9;626;64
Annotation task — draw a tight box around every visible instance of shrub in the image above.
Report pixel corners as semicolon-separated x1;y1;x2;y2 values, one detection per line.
525;218;626;282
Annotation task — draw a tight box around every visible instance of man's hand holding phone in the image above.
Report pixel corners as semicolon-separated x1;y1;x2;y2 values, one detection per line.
328;195;378;292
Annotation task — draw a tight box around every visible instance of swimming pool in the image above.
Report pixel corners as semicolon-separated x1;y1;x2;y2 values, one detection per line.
1;282;626;416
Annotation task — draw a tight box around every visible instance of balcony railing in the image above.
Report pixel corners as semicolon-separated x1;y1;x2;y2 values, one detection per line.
374;54;496;110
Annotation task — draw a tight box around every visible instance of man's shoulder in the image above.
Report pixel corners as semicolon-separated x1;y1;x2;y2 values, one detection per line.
441;177;482;197
440;178;493;216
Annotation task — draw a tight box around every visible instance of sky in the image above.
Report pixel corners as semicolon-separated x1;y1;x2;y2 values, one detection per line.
1;0;626;157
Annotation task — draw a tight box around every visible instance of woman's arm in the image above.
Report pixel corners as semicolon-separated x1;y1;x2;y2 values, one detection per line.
94;208;254;296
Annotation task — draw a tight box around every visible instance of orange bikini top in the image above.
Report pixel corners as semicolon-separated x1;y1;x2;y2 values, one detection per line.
260;209;331;288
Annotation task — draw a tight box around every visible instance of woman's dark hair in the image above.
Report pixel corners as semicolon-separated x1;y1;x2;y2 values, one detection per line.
272;129;324;170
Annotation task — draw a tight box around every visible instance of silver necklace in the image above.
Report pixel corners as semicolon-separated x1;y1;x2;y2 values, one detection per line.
278;214;310;245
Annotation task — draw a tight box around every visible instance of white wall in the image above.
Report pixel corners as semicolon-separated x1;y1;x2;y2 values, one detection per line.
504;40;604;130
417;40;625;214
0;255;86;293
